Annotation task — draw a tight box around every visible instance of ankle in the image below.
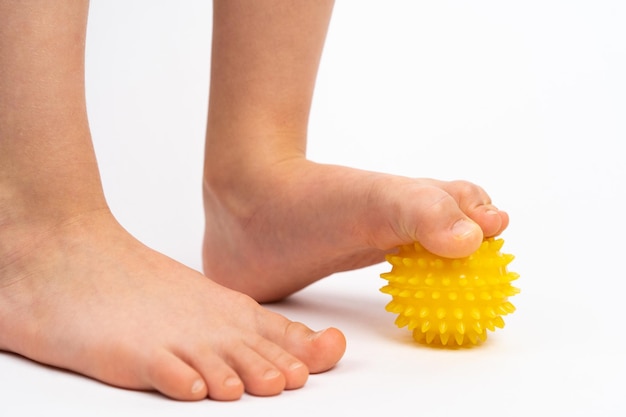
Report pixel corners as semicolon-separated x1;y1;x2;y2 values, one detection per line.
203;148;307;212
0;182;110;267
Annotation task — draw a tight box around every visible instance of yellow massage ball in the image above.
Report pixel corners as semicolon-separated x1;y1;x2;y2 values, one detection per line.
380;238;520;347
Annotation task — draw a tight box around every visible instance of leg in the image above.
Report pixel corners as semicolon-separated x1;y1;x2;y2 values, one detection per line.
0;0;345;401
203;0;509;302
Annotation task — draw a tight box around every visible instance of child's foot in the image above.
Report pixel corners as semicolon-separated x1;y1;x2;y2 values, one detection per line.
0;208;346;401
203;159;508;302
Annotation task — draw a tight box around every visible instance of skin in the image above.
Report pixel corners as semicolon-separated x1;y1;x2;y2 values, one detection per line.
0;0;345;401
202;0;508;302
0;0;508;402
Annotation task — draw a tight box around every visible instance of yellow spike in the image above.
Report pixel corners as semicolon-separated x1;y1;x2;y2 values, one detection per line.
388;302;404;314
440;332;450;346
478;331;488;342
448;291;458;301
407;319;419;330
402;258;414;267
485;320;496;331
491;238;505;251
506;286;521;296
453;308;464;320
421;321;431;333
387;288;400;296
502;253;515;265
502;302;516;313
470;308;481;320
436;308;447;319
425;331;436;344
392;304;404;314
468;333;478;345
454;332;465;345
456;322;466;335
507;272;521;281
472;322;484;334
438;322;448;334
465;292;476;301
412;330;425;342
480;291;492;301
404;306;416;317
395;316;409;328
379;285;393;294
414;290;426;299
399;290;412;298
419;307;430;318
493;316;505;328
431;291;441;300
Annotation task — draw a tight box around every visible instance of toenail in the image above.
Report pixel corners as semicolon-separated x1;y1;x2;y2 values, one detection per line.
452;219;477;239
308;329;327;341
289;362;305;371
224;376;241;387
263;369;281;380
485;209;499;215
191;379;205;394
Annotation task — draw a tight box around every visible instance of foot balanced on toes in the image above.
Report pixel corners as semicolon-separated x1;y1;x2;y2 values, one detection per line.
201;0;508;303
203;159;509;302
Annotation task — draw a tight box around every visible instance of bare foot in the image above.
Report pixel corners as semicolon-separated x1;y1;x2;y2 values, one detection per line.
0;208;346;401
0;0;349;401
203;159;509;302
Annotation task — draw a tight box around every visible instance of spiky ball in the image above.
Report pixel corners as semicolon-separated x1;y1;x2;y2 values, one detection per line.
380;238;520;347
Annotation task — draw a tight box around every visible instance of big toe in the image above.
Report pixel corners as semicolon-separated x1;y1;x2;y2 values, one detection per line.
281;322;346;374
394;185;485;258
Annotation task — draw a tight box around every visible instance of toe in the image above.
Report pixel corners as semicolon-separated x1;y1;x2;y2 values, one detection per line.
186;349;245;401
399;184;485;258
278;321;347;374
225;342;287;396
143;349;210;401
238;333;310;390
258;346;309;391
441;179;509;238
470;205;509;237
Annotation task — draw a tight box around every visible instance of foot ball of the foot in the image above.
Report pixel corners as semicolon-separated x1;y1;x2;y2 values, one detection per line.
380;238;520;347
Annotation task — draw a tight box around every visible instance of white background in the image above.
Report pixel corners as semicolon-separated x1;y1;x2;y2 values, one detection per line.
2;1;625;415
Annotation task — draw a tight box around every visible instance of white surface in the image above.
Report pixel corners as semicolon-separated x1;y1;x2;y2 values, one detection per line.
2;1;625;415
